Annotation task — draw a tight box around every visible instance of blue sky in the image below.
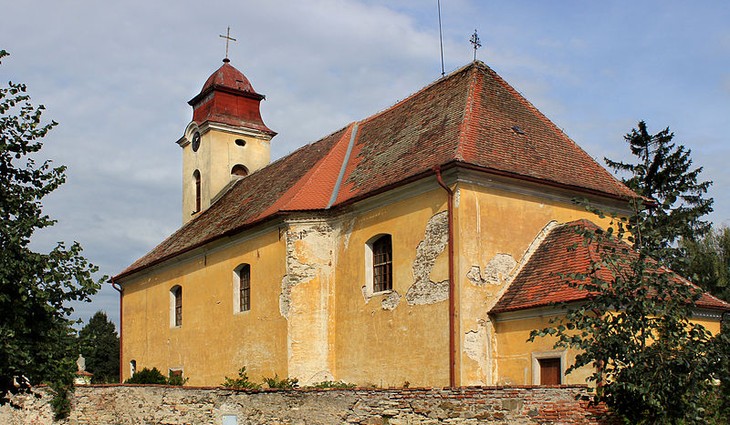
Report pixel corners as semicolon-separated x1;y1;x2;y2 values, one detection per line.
2;1;728;328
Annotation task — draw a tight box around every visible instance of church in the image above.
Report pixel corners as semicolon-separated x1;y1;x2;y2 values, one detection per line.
112;58;728;388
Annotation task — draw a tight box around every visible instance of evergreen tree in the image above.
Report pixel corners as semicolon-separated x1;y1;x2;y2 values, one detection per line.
681;226;730;302
0;50;102;415
605;121;713;269
77;311;119;383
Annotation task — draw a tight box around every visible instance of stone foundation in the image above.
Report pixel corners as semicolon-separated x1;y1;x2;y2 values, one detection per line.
1;385;610;424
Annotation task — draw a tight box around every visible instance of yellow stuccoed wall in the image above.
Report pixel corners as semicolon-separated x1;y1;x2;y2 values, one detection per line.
120;227;288;385
333;187;450;387
492;315;592;385
454;180;619;386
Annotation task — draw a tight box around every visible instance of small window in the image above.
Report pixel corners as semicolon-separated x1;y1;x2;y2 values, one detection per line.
372;235;393;293
171;285;182;327
130;360;137;377
193;170;201;213
234;264;251;312
234;139;247;147
231;164;248;177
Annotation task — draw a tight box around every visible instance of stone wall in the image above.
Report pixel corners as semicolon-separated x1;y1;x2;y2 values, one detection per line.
1;385;610;425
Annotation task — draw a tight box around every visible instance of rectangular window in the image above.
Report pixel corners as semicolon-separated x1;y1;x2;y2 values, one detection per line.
373;235;393;292
173;286;182;327
239;264;251;312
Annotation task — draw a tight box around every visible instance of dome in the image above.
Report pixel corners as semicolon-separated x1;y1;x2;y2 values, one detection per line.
200;59;256;95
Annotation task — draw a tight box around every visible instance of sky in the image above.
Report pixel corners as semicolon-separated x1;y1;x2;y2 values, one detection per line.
2;1;729;329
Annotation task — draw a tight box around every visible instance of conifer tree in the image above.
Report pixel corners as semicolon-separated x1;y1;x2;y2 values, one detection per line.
605;120;713;269
77;311;119;383
0;50;102;415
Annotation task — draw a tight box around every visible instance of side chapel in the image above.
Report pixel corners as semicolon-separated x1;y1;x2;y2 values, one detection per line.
113;58;729;387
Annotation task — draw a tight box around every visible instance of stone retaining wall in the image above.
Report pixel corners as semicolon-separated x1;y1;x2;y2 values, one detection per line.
1;385;610;424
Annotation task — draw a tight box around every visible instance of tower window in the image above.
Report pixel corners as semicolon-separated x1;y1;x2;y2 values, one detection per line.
170;285;182;327
231;164;248;177
235;139;247;147
234;264;251;312
193;170;201;213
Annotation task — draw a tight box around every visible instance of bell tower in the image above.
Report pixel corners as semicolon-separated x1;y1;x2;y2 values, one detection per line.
177;58;276;223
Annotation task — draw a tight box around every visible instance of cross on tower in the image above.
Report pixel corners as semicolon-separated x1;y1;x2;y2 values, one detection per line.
219;27;237;62
469;29;481;61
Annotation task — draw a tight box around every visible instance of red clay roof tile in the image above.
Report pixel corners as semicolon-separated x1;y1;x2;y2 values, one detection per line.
491;220;730;313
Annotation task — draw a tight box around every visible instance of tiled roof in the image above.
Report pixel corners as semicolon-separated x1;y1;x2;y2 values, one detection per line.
491;219;730;313
116;62;638;280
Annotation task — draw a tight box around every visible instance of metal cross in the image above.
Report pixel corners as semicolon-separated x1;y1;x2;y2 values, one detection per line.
469;29;481;61
219;27;237;61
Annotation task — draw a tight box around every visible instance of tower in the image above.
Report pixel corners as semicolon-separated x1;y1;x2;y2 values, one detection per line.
177;59;276;223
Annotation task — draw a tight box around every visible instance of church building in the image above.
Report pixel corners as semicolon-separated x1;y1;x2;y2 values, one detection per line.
113;58;729;388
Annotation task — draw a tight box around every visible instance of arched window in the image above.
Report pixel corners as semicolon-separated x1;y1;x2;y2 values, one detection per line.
193;170;201;213
170;285;182;327
365;234;393;295
231;164;249;177
233;264;251;312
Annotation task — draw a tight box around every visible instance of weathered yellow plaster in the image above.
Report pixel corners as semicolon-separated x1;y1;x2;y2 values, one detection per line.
120;228;288;385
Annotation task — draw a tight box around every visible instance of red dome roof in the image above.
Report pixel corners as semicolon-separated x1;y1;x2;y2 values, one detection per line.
200;60;257;94
188;60;275;136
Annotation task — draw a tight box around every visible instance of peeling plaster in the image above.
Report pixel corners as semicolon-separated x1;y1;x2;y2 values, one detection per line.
279;223;334;318
342;217;356;249
406;211;449;305
464;321;488;383
467;254;517;286
381;291;401;310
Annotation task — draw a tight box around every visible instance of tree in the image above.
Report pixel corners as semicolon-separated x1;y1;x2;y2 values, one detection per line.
77;311;119;383
529;214;720;423
0;50;102;415
605;120;713;269
681;226;730;302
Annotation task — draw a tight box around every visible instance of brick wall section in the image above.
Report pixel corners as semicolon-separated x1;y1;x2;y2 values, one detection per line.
1;385;610;425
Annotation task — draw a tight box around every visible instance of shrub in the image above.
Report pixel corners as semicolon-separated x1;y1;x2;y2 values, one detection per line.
221;367;261;389
309;380;355;389
262;374;298;389
124;367;186;386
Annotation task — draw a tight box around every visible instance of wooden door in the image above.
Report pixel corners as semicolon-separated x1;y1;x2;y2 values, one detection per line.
538;358;561;385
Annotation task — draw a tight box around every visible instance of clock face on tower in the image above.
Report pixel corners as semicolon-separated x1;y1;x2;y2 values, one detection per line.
191;132;201;152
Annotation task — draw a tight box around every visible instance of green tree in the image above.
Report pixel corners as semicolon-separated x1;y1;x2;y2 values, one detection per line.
681;226;730;302
77;311;119;383
605;121;713;269
0;50;102;416
529;214;720;423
